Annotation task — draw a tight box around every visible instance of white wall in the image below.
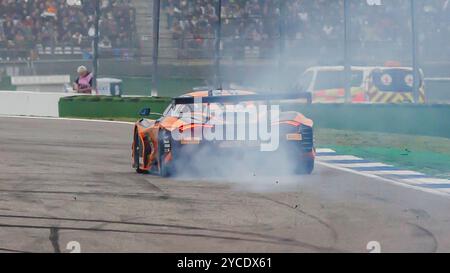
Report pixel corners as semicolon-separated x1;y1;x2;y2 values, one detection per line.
0;91;74;117
11;75;71;93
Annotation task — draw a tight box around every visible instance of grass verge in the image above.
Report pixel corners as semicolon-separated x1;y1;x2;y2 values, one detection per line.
316;128;450;179
63;116;136;123
59;96;172;120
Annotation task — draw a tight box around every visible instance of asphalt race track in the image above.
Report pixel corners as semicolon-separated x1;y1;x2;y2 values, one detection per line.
1;116;450;253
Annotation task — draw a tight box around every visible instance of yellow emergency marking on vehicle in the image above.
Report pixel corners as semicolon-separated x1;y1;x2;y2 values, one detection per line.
313;87;366;103
368;89;411;103
419;88;426;103
367;88;425;103
367;67;426;103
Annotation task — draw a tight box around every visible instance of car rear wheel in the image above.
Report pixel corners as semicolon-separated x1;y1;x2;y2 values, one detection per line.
158;130;174;177
296;157;315;175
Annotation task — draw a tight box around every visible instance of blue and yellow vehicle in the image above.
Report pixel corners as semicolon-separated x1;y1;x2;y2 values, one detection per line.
298;66;426;103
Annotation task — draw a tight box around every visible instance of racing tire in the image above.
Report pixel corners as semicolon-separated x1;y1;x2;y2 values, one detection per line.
158;130;174;177
159;155;171;177
133;131;147;174
296;157;315;175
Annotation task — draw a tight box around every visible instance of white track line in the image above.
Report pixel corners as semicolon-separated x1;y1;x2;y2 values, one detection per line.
364;170;425;176
318;155;363;161
316;148;336;153
404;177;450;185
334;162;391;168
316;161;450;198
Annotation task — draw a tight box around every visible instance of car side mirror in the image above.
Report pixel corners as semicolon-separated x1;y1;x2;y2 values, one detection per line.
139;108;151;117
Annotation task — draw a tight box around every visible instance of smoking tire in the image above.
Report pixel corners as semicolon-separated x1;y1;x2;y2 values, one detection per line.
133;130;146;174
296;158;315;175
158;130;174;177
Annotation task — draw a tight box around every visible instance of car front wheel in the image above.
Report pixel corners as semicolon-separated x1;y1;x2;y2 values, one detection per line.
133;131;146;174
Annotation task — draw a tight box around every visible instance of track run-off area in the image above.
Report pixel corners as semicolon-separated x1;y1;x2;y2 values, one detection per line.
0;116;450;253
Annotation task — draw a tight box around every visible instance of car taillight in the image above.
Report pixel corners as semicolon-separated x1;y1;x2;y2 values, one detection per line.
275;121;301;127
179;124;214;133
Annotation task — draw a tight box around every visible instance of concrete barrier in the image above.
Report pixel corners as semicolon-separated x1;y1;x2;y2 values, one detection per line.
425;78;450;103
0;91;74;117
11;75;70;92
292;103;450;138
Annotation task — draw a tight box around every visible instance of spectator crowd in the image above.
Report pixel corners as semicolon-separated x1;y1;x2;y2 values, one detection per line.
1;0;449;62
163;0;450;61
0;0;136;60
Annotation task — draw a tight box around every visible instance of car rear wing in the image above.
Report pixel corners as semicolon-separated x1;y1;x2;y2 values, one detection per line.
173;92;312;105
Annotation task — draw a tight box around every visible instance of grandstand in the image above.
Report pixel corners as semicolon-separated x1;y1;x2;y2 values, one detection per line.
0;0;137;61
1;0;449;64
161;0;450;63
1;0;449;63
0;0;450;99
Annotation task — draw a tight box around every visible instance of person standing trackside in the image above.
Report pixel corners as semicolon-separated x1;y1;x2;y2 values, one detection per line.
73;66;94;94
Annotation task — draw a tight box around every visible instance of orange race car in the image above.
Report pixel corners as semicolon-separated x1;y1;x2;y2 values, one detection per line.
132;89;315;177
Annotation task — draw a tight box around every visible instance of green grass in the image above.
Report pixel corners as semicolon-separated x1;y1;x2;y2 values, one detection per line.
316;128;450;179
59;96;172;120
64;116;137;123
62;95;171;102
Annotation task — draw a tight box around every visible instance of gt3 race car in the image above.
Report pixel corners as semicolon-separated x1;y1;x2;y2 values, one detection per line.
132;89;315;177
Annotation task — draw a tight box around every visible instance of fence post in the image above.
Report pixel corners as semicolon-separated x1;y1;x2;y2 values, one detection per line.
214;0;222;89
344;0;352;103
411;0;420;103
278;0;286;70
93;0;100;89
152;0;161;97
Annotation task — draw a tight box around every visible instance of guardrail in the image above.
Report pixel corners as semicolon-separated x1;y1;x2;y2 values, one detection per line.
11;75;71;92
